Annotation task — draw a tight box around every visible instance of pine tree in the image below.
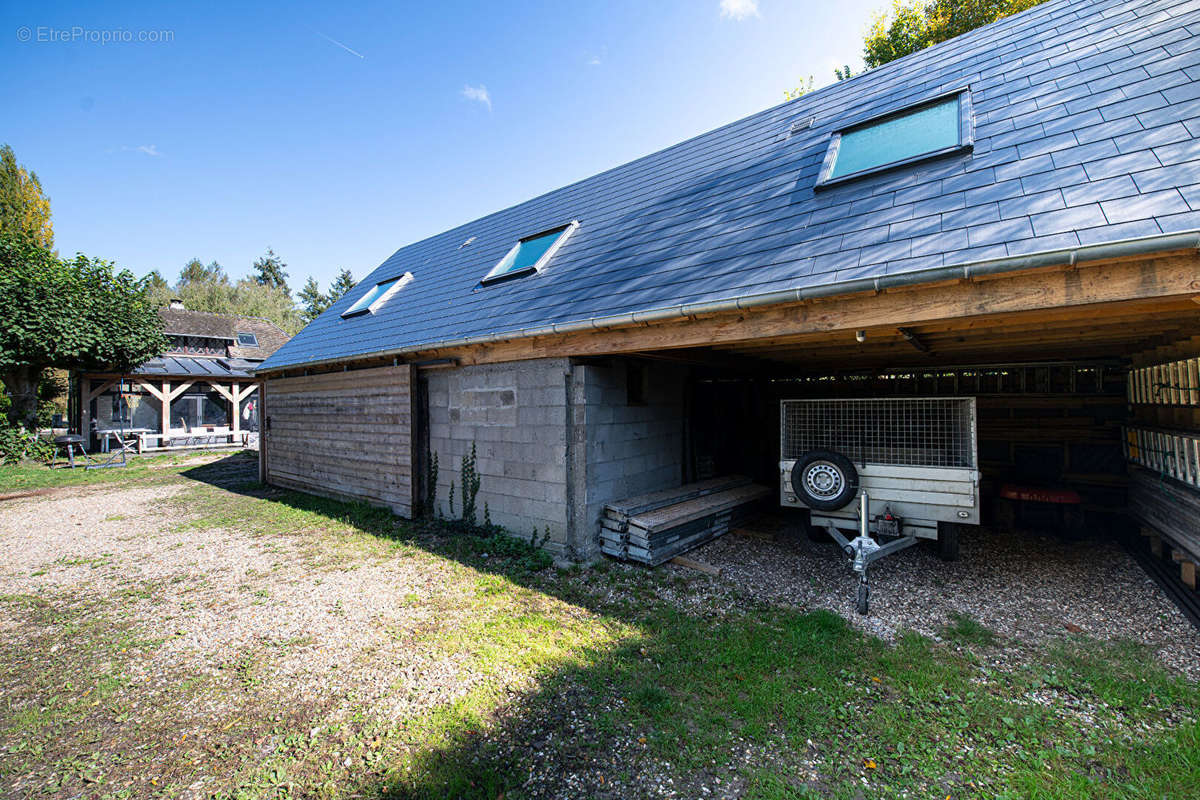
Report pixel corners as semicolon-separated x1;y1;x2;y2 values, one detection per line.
327;269;357;304
251;248;290;296
297;276;329;323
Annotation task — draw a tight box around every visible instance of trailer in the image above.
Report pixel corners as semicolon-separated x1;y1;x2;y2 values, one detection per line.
779;397;981;613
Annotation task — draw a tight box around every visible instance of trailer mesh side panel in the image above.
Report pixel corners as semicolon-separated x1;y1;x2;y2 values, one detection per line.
781;398;976;468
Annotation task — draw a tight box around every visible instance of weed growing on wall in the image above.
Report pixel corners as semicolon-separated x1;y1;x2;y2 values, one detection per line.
421;446;439;518
461;442;481;526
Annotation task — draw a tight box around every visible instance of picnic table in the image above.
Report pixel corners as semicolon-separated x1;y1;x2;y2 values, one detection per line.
97;428;152;454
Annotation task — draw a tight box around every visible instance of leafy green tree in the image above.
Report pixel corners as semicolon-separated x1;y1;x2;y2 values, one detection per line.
177;259;236;314
0;234;166;429
784;75;815;101
143;269;173;308
297;276;328;323
327;269;356;304
0;144;53;249
863;0;1044;68
251;247;290;295
228;278;303;335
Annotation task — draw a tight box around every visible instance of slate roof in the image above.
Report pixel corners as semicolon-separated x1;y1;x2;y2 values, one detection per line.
158;307;290;361
262;0;1200;372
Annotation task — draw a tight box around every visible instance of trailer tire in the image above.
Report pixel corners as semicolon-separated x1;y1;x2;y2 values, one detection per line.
936;521;960;561
791;450;859;512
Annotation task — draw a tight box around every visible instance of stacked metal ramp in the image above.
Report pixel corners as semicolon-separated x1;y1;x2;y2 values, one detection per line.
601;476;771;565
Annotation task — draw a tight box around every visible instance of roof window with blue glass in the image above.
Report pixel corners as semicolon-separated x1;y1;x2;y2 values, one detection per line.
816;91;972;187
340;272;413;318
481;221;579;285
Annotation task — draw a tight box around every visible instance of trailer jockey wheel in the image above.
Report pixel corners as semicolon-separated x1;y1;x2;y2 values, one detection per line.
792;450;859;511
856;577;870;615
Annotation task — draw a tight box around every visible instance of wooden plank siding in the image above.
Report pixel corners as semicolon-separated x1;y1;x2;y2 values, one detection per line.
263;364;417;517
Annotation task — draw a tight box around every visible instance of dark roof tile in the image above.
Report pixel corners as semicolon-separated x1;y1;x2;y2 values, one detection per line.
260;0;1200;371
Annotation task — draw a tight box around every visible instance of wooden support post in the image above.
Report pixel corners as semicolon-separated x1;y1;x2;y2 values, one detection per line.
231;384;242;436
257;381;267;483
1182;561;1197;591
161;380;171;438
80;377;90;434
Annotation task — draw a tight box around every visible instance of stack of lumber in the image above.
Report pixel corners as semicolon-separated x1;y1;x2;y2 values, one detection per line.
1129;466;1200;562
601;476;770;565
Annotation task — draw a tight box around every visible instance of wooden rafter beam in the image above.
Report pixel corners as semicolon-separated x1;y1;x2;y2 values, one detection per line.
166;381;194;402
435;255;1200;367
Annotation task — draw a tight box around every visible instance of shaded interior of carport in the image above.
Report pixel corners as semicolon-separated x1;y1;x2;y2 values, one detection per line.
619;282;1200;605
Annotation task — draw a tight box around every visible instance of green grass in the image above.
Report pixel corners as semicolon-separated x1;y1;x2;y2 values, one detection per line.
3;456;1198;800
0;450;243;491
941;610;999;647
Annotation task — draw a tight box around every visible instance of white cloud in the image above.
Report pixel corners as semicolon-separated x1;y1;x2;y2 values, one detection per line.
587;55;602;66
720;0;760;20
122;144;161;157
461;84;492;111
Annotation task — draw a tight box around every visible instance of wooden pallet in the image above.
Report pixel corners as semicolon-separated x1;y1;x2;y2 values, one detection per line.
602;477;770;566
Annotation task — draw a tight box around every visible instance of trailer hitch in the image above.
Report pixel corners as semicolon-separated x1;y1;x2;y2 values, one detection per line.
823;492;918;615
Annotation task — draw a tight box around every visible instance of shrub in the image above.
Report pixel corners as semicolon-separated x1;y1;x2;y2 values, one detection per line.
0;425;55;465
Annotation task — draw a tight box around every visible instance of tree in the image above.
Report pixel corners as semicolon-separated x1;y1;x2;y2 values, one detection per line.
0;144;53;249
863;0;1045;68
297;276;328;323
251;247;290;295
328;269;357;304
784;75;815;101
143;270;174;309
0;234;166;429
176;259;235;314
228;278;304;335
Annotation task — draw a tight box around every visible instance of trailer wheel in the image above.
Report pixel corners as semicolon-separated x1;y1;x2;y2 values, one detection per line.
856;582;869;615
936;521;960;561
791;450;859;511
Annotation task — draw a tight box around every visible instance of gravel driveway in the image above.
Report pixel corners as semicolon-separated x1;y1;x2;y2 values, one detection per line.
1;457;1198;799
689;517;1200;679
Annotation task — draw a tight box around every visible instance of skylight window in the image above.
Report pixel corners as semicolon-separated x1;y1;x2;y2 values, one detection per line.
341;272;414;318
817;92;972;187
236;332;259;347
481;221;579;285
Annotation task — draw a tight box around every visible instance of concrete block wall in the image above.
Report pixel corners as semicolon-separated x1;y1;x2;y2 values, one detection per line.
425;356;687;561
425;358;572;556
576;360;687;559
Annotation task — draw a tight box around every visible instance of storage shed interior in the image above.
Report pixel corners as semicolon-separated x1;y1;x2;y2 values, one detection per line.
619;293;1200;589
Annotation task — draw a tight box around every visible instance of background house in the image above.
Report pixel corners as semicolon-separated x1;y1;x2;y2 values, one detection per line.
254;0;1199;589
71;301;289;452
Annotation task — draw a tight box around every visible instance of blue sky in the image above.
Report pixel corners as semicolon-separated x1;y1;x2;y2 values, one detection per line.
2;0;881;292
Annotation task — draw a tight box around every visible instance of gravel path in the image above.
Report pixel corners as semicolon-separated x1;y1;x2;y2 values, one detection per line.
0;472;606;797
688;518;1200;679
